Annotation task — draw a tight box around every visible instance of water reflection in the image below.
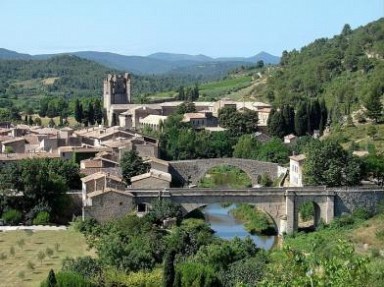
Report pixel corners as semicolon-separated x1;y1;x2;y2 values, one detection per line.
202;203;276;250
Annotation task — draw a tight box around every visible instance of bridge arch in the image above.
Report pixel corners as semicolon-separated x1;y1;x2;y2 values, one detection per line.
169;158;279;187
182;202;279;234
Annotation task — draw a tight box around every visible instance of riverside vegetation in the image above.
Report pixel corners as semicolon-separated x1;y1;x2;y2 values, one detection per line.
33;200;384;287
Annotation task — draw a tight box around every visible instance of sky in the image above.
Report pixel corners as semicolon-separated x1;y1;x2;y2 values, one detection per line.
0;0;383;58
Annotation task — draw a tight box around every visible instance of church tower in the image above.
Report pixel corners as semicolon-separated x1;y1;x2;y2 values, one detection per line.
103;73;131;125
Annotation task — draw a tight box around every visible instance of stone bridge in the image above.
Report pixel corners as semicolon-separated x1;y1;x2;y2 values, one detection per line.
168;158;280;186
83;186;384;235
131;186;384;235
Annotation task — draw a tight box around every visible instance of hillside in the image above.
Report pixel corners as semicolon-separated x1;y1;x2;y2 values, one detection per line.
0;48;279;76
265;18;384;109
263;17;384;151
0;55;211;110
148;65;270;102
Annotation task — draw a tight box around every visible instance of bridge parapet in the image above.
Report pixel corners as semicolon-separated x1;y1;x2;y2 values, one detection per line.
169;158;279;186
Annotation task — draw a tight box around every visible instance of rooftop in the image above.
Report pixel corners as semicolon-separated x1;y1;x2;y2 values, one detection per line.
289;154;306;162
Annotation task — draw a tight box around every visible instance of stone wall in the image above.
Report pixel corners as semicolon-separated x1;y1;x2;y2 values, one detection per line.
131;177;170;189
334;188;384;216
169;158;279;186
84;191;135;222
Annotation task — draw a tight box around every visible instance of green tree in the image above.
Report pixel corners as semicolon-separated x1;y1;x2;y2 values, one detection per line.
48;118;55;127
233;134;260;159
303;140;362;186
163;249;176;287
94;99;103;125
28;116;34;126
282;104;295;134
295;101;309;136
62;256;103;284
176;102;196;114
268;111;287;138
218;106;258;136
174;262;221;287
367;125;378;139
120;150;150;185
88;102;95;126
364;92;382;123
363;153;384;186
256;60;264;68
319;98;328;134
0;108;11;122
47;269;57;287
257;137;290;164
74;99;83;124
177;86;185;101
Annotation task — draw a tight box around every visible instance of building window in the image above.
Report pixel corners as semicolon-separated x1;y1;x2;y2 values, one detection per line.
137;203;146;212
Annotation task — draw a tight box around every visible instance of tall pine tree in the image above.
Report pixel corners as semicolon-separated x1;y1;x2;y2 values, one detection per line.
295;101;308;136
74;99;83;124
319;99;328;135
281;104;295;134
88;102;95;126
94;99;103;125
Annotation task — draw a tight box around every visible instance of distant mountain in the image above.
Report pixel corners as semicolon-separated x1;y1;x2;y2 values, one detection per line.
0;48;280;75
246;51;281;65
148;52;213;62
0;48;33;60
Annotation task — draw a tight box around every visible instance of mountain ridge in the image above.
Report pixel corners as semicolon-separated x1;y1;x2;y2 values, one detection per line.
0;48;280;75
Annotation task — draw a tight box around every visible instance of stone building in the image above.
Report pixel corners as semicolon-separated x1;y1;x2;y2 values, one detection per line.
131;169;172;189
103;73;131;124
1;137;26;153
289;154;306;187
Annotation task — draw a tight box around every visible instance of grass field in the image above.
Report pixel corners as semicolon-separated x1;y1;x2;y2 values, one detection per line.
0;229;93;287
148;75;254;102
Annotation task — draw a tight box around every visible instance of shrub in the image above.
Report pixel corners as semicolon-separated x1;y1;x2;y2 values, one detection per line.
2;209;22;225
33;211;50;225
40;271;92;287
260;173;273;187
352;208;372;220
329;214;355;229
299;202;314;221
105;268;162;287
62;256;103;283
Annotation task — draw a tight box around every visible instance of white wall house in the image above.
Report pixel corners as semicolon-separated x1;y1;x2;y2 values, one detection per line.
289;154;306;187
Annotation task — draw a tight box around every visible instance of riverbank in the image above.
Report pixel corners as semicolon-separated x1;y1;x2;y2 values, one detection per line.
229;204;276;235
202;203;276;250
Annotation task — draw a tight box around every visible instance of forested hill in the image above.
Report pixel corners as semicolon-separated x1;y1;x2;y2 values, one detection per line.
265;18;384;116
0;55;205;105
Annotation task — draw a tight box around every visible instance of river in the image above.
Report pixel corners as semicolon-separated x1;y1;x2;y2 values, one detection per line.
202;203;276;250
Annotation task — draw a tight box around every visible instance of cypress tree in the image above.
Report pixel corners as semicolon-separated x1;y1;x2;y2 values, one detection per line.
295;101;308;136
163;250;176;287
268;111;286;138
310;99;321;132
47;269;57;287
74;99;83;124
177;86;185;101
281;104;295;134
88;102;95;126
94;99;103;125
319;99;328;135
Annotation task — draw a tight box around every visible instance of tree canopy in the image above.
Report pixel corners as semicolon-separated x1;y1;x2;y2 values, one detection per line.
303;140;362;186
120;150;150;185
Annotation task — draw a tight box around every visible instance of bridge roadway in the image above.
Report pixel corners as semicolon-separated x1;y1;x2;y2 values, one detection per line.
131;186;384;235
